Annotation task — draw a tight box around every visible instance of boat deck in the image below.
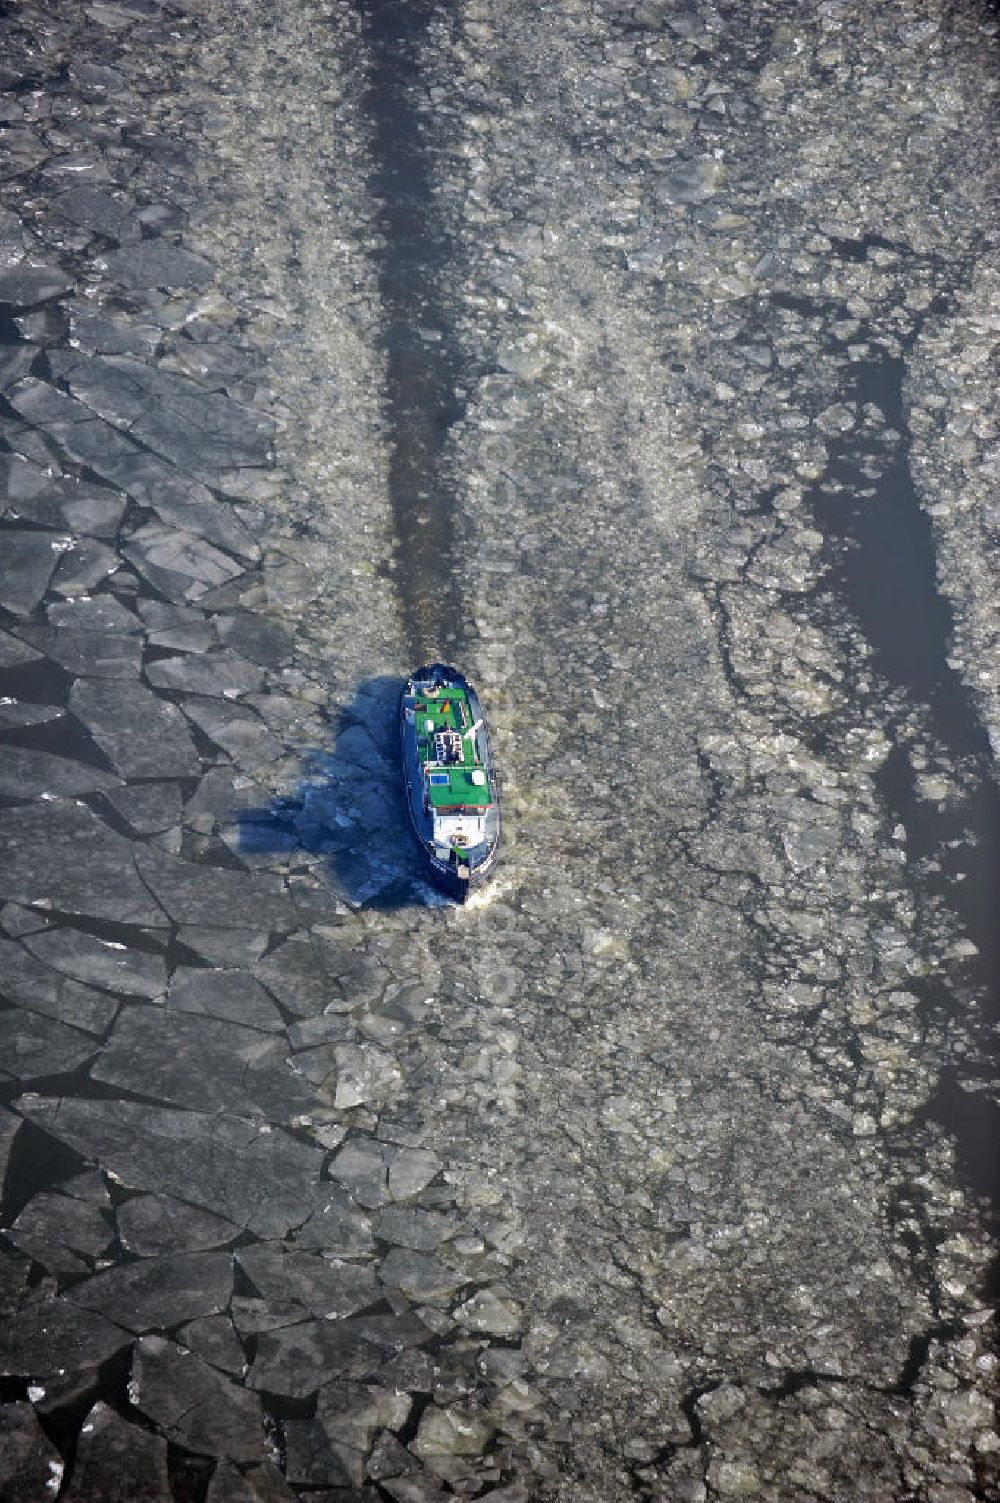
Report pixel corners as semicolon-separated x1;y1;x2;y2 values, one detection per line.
412;683;492;810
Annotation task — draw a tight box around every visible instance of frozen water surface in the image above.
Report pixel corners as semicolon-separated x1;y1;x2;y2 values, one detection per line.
0;1;997;1499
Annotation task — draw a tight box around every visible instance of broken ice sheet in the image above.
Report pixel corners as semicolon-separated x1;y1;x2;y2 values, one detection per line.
67;1402;170;1503
236;1243;377;1322
179;1314;246;1378
13;623;143;679
123;523;245;602
69;1248;232;1331
246;1320;382;1399
166;966;285;1032
103;781;182;836
117;1194;238;1257
92;241;214;292
0;628;42;667
20;1097;325;1237
0;265;72;306
330;1138;442;1210
131;1335;265;1462
69;678;200;779
0;1296;129;1378
0;934;119;1034
9;1189;114;1274
145;646;265;697
23;928;167;998
64;353;275;488
90;1004;319;1116
0;745;119;801
0;1402;64;1503
0;529;60;614
49;537;118;595
0;1008;99;1083
47;595;139;632
135;847;295;931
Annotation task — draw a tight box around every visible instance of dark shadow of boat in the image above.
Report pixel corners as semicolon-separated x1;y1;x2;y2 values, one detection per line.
235;674;439;910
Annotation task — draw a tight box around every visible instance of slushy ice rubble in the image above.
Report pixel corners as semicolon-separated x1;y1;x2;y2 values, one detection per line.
0;2;996;1500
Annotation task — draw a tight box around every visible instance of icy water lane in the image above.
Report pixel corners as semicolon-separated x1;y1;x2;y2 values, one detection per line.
0;3;998;1501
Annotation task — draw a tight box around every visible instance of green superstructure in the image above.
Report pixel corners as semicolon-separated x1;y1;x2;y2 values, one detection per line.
413;684;492;810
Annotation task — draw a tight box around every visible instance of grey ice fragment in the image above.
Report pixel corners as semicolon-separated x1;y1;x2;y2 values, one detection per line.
236;1244;377;1321
135;848;295;930
69;679;200;779
92;1004;311;1115
142;488;258;562
117;1195;238;1257
42;152;111;182
167;966;284;1032
247;1320;380;1398
781;820;840;869
0;127;49;182
0;934;118;1034
0;900;52;935
66;1402;169;1502
376;1207;458;1253
132;1335;265;1461
453;1286;525;1337
658;155;725;203
333;1042;402;1108
20;1098;324;1238
104;782;182;835
0;1296;129;1377
0;747;117;802
52;187;137;243
0;1104;22;1189
287;1181;374;1257
0;265;72;307
0;803;167;925
67;62;128;92
24;928;166;998
252;933;343;1018
47;595;138;632
0;345;33;394
0;629;42;667
323;1381;413;1473
380;1249;466;1304
0;1402;64;1503
145;648;264;698
70;1249;232;1331
205;1461;298;1503
0;1008;99;1083
411;1402;493;1467
182;699;283;770
283;1414;361;1489
175;926;270;966
15;624;142;678
70;307;161;359
148;621;215;653
52;491;124;539
180;1315;246;1378
0;529;59;614
66;354;273;487
50;538;118;595
0;703;62;727
9;1190;113;1274
93;242;213;292
368;1433;423;1481
331;1139;441;1209
216;612;295;667
123;524;244;602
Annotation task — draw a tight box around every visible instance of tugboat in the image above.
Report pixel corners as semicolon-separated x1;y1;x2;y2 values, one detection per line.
400;663;501;902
